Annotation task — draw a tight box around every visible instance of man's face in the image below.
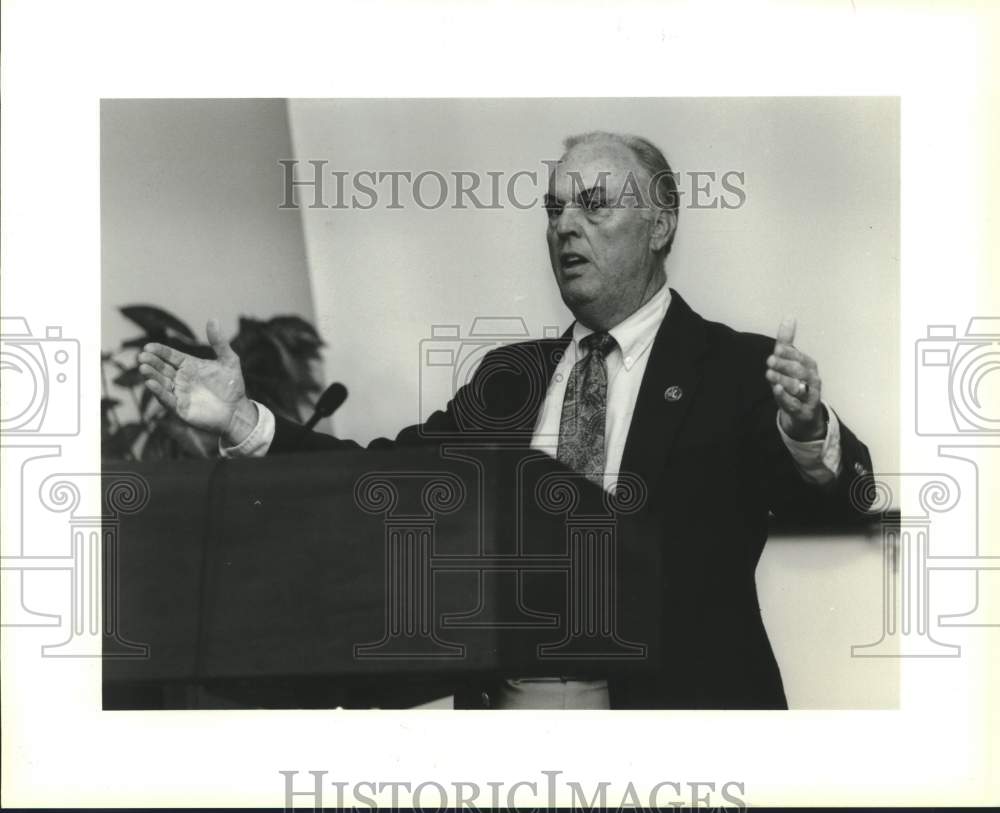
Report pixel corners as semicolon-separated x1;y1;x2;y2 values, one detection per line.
545;140;668;330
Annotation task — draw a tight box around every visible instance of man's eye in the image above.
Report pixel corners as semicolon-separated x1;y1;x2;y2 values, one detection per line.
582;195;606;212
545;202;563;218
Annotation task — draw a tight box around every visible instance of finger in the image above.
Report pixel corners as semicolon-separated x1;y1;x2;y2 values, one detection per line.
772;343;816;368
766;355;808;380
143;342;189;368
773;383;809;415
766;368;810;396
144;378;178;413
776;317;797;347
137;352;177;378
138;363;173;391
206;318;236;362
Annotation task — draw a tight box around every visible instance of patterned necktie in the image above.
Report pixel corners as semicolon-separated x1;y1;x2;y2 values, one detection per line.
557;331;618;485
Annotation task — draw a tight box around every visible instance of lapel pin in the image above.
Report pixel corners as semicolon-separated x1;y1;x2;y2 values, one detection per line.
664;385;683;402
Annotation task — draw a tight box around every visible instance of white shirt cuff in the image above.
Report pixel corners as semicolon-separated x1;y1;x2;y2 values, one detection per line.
218;401;276;458
776;403;842;485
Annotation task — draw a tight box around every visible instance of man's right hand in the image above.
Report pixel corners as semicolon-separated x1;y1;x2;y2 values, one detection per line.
138;318;258;447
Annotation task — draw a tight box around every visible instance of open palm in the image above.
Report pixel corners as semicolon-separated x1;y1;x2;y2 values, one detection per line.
138;319;251;438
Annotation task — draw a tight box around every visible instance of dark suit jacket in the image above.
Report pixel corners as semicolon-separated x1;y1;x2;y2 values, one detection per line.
268;290;874;709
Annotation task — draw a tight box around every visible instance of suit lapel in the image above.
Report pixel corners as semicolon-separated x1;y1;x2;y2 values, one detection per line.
510;333;571;441
619;289;709;494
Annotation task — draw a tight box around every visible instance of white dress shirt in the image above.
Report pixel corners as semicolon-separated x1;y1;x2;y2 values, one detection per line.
221;283;842;708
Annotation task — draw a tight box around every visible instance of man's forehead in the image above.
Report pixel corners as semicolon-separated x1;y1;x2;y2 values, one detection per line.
548;140;643;193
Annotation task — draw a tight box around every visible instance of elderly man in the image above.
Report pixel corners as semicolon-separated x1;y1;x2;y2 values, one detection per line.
139;131;873;709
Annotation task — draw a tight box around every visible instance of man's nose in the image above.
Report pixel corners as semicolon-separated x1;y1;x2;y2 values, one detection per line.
554;204;583;237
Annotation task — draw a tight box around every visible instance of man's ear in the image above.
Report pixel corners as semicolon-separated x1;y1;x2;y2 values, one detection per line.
649;208;677;252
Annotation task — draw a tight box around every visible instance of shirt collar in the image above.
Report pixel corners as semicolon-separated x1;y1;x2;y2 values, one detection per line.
571;280;672;371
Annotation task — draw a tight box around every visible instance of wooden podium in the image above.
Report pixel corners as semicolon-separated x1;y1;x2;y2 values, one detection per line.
102;445;662;708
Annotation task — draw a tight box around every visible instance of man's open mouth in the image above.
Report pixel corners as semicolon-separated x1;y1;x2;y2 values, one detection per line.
560;252;589;270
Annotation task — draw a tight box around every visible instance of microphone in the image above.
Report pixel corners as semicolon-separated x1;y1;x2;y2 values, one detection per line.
304;382;348;430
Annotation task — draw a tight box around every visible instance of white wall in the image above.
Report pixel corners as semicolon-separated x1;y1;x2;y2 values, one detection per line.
288;97;900;708
287;97;898;477
101;99;316;355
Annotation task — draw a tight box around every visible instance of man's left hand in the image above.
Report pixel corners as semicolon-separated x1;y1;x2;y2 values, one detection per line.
765;318;827;442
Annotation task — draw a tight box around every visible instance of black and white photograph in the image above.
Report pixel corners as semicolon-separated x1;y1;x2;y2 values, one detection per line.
100;97;899;713
2;1;998;809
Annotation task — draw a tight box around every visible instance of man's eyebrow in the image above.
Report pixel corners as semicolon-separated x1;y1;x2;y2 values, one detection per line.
576;184;607;205
544;184;607;207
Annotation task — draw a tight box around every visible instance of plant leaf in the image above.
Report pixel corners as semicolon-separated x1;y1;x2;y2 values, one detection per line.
139;384;159;416
113;367;145;388
120;305;196;341
177;342;215;360
268;315;325;356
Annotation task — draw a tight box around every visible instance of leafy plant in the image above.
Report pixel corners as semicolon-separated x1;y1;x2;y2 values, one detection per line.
102;306;326;462
232;315;325;422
